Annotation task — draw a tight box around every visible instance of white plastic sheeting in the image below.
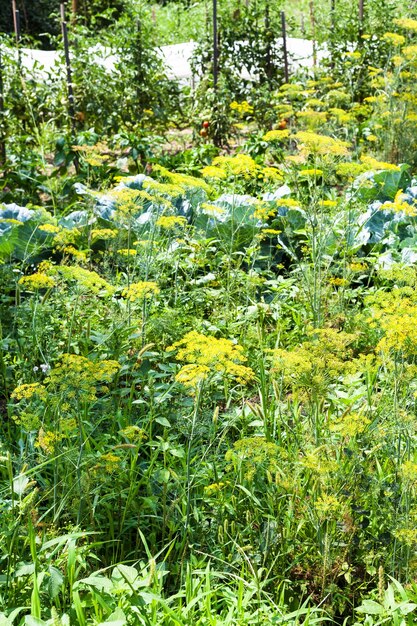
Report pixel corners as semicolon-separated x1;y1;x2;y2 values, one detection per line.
10;38;326;84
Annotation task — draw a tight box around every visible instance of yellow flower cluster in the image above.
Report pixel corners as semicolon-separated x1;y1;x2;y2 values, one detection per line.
272;328;357;387
263;129;291;142
152;164;212;194
210;154;259;179
122;281;160;301
91;228;117;241
382;32;406;46
200;203;227;216
116;249;137;257
394;17;417;31
19;273;55;290
38;224;61;234
330;412;371;437
294;131;349;156
315;493;342;519
382;190;417;216
155;215;187;229
168;330;254;386
225;436;280;480
59;266;114;295
230;100;254;116
11;382;47;401
46;354;120;403
36;428;62;454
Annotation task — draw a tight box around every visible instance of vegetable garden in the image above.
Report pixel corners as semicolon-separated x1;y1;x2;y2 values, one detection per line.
3;0;417;624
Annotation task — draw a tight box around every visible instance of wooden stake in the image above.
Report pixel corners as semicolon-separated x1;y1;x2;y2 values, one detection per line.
213;0;218;89
309;1;317;67
281;11;289;83
14;8;21;45
359;0;364;38
60;3;79;171
12;0;17;40
0;47;6;167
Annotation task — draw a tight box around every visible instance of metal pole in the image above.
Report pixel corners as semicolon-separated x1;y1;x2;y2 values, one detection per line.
213;0;218;89
281;11;289;83
14;8;21;44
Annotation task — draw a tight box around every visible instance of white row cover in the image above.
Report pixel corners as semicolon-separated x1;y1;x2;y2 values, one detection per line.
2;38;326;84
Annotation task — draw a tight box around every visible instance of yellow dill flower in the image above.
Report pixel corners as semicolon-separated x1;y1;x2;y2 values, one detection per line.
225;437;280;480
63;246;88;262
394;17;417;31
11;382;47;401
329;108;353;124
293;131;349;156
230;100;254;115
330;412;370;437
319;200;337;207
122;281;160;301
211;154;261;179
19;273;55;290
117;248;137;257
395;528;417;546
168;331;254;385
263;129;291;142
261;166;284;181
99;452;122;473
382;190;417;216
201;165;227;179
91;228;117;241
276;198;300;207
59;266;114;295
300;168;323;176
38;224;61;234
152;164;212;194
382;32;406;46
143;179;183;198
315;493;342;519
200;202;227;216
360;156;400;171
296;110;328;126
350;261;368;272
155;215;187;229
301;448;338;475
204;481;227;496
402;45;417;60
46;354;120;403
0;218;23;225
120;425;147;443
261;228;281;235
345;51;361;60
36;428;62;454
253;202;277;221
175;363;210;388
272;328;356;387
329;277;349;286
402;460;417;483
